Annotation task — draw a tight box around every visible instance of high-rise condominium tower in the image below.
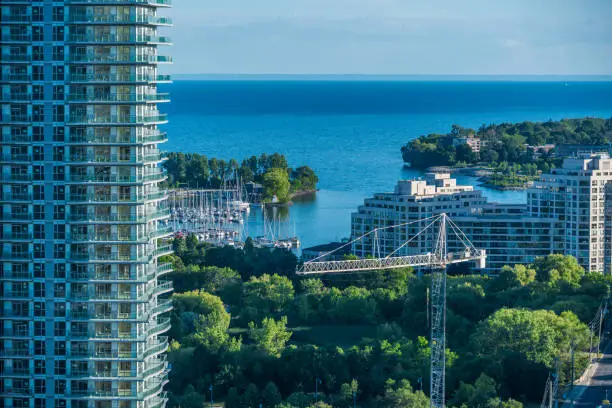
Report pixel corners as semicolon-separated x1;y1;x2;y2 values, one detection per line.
1;1;173;407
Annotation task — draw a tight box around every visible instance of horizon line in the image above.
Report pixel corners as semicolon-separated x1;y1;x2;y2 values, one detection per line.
169;73;612;82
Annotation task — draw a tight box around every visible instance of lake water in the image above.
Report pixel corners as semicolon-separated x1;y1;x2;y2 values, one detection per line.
162;80;612;248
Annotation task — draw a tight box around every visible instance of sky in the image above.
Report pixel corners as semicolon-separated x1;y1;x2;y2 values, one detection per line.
164;0;612;76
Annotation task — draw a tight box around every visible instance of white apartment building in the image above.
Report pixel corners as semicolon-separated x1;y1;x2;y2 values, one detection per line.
351;156;612;274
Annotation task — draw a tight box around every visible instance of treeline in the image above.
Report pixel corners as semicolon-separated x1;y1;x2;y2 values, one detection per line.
162;236;610;408
163;152;318;202
401;117;612;169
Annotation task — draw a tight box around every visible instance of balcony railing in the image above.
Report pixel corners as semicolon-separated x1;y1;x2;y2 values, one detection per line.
0;134;32;144
67;131;168;145
69;14;172;25
68;191;167;203
0;33;31;42
0;232;33;240
67;34;172;44
0;73;31;82
67;92;170;103
0;269;32;280
0;15;32;23
0;53;30;62
65;171;167;184
69;73;171;83
71;0;171;5
0;192;32;201
0;153;31;162
68;53;172;64
67;113;168;124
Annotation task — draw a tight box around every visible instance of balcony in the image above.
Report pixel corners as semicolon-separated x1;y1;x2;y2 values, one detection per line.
69;232;149;243
0;153;31;163
68;14;172;25
156;262;173;276
0;348;31;358
0;33;31;42
67;0;172;6
0;174;31;183
66;131;168;145
67;113;168;125
0;92;31;102
0;114;32;123
69;73;172;83
67;33;172;45
0;250;32;261
67;212;163;224
68;252;152;264
67;191;167;204
0;231;33;241
68;53;172;65
148;317;171;338
0;73;31;82
0;14;32;24
0;134;32;144
152;243;173;257
2;289;30;298
67;92;170;103
0;192;32;202
65;170;166;184
150;299;172;317
0;213;33;222
0;53;30;62
0;269;32;280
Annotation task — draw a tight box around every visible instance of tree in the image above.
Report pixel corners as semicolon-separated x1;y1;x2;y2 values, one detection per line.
262;168;291;203
471;308;589;368
225;387;240;408
532;254;585;285
262;381;282;407
488;264;536;292
242;383;260;407
243;274;295;316
379;379;429;407
171;291;231;351
248;316;292;357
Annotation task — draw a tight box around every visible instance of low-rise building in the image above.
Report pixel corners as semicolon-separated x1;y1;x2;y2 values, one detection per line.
351;155;612;274
453;137;483;153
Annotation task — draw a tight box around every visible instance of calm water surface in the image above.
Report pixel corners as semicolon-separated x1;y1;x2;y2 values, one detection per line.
162;80;612;248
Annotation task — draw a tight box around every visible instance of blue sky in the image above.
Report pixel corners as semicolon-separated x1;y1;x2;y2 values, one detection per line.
165;0;612;75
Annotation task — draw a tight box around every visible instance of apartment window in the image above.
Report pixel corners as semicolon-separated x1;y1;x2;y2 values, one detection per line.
55;380;66;395
54;341;66;355
54;263;66;278
34;243;45;259
54;224;66;240
34;282;45;298
33;104;44;122
33;146;44;161
53;66;65;81
54;185;66;200
55;321;66;336
32;85;44;101
54;244;66;258
54;205;66;220
53;105;65;122
33;65;44;81
33;126;44;141
53;85;65;101
33;263;44;278
33;45;44;61
53;166;65;181
34;224;45;240
54;303;66;318
34;340;46;355
34;360;45;375
32;166;43;181
54;360;66;375
52;47;65;61
53;146;65;161
53;127;65;142
32;6;43;22
53;7;65;22
34;379;46;394
55;400;67;408
33;205;45;220
33;26;44;42
53;25;65;40
34;321;45;337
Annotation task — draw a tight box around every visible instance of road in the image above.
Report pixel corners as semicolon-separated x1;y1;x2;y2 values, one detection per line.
564;341;612;407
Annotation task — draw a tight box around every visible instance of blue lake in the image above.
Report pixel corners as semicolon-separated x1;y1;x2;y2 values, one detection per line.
162;80;612;248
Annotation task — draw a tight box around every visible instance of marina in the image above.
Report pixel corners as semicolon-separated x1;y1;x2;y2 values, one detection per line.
169;188;301;250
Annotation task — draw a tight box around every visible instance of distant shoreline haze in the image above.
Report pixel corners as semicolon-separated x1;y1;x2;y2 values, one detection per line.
171;74;612;82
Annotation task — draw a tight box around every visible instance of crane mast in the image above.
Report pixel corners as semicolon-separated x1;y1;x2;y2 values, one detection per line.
296;213;486;408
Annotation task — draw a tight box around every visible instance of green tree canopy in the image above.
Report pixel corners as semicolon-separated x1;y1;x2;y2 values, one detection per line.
248;316;293;357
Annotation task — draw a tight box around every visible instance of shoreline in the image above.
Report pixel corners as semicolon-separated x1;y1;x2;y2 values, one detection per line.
419;165;533;191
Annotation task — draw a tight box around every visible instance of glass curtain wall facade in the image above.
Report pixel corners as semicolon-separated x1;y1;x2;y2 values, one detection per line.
1;1;173;407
